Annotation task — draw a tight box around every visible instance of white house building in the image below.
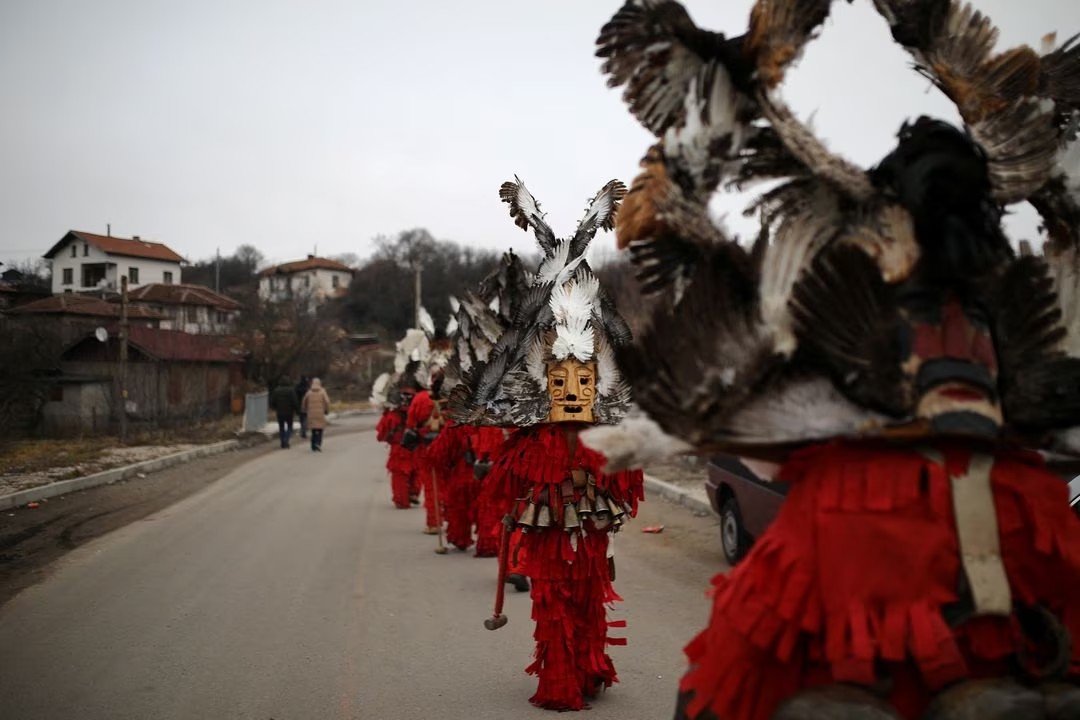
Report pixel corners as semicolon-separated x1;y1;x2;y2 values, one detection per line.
43;230;185;295
257;255;354;306
119;283;242;335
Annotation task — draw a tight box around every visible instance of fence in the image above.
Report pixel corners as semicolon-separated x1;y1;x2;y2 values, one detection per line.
242;391;268;433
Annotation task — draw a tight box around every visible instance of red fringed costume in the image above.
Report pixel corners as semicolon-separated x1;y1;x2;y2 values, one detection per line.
406;389;444;531
487;424;645;711
427;421;478;550
375;407;414;509
680;441;1080;720
472;426;511;558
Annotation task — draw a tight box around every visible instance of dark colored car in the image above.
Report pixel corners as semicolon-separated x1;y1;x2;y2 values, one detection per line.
705;455;787;566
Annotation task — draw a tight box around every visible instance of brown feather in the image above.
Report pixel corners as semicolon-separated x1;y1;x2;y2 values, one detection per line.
746;0;833;89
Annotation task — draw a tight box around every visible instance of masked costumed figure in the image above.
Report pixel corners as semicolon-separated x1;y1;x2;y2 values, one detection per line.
591;2;1080;718
373;331;427;509
435;253;534;556
403;309;455;535
449;176;644;711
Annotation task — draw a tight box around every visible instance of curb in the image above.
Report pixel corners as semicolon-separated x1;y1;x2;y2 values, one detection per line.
0;438;257;512
643;473;714;516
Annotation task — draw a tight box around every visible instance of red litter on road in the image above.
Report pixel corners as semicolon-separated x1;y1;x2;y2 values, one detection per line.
641;525;664;533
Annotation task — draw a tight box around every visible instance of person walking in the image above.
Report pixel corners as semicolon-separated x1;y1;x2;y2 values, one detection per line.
269;377;300;449
295;375;311;438
301;377;330;452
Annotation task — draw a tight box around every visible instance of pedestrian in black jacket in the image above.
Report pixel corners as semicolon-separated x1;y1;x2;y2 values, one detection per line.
295;375;311;438
270;377;301;448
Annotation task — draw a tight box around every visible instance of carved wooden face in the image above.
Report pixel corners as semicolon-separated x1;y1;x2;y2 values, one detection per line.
546;358;597;424
898;288;1002;436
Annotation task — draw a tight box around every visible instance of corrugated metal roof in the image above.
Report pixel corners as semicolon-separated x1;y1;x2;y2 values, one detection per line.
122;283;241;310
10;294;163;319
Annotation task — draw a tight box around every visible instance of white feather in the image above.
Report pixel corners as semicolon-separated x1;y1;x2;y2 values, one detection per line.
446;316;459;337
580;415;693;472
458;337;472;373
549;279;597;326
370;372;391;408
594;332;620;396
489;296;500;314
449;295;460;314
418;307;435;337
552;322;595;361
1058;138;1080;201
526;335;546;382
538;241;571;285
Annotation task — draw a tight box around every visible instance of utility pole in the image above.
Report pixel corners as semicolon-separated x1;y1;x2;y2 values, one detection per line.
119;275;129;443
215;247;221;293
414;265;422;328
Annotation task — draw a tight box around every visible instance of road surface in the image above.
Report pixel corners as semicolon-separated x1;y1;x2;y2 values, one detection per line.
0;416;724;719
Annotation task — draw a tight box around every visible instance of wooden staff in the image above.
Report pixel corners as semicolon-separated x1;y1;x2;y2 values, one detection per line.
432;467;448;555
484;517;512;630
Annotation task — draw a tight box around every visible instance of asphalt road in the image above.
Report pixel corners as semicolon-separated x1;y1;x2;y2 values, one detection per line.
0;416;724;720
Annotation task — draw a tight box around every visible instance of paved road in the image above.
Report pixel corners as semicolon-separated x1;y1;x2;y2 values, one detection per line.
0;417;723;720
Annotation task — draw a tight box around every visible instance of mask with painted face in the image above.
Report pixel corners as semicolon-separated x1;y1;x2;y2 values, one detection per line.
546;358;598;424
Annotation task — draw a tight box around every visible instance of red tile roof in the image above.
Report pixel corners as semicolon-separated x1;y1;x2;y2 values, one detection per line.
258;256;354;277
43;231;185;263
121;283;242;310
10;294;163;319
124;326;244;363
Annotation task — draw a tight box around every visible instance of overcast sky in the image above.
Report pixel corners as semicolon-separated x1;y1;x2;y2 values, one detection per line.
2;0;1077;270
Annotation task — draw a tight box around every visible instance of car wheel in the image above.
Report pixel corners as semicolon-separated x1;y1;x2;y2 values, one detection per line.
720;497;749;565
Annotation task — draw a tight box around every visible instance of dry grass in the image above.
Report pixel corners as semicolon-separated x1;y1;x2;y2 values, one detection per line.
0;415;242;477
0;438;107;477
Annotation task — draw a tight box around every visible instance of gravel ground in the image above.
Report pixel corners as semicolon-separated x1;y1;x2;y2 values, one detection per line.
0;444;202;497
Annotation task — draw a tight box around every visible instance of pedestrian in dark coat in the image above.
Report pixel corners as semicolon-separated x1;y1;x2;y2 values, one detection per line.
269;377;300;448
295;375;311;438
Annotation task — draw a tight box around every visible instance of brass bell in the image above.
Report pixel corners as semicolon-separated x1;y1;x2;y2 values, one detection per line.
577;496;593;517
537;504;552;528
518;502;538;528
560;478;574;500
594;495;612;517
593;514;611;530
563;503;581;530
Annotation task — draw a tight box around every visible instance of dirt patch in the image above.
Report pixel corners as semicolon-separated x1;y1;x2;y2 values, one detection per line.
646;456;708;490
0;439;274;608
0;416;247;497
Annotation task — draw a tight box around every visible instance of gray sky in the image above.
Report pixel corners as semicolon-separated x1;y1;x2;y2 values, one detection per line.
1;0;1077;270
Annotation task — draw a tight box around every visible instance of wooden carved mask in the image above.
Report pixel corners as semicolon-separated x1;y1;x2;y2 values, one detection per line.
546;358;597;424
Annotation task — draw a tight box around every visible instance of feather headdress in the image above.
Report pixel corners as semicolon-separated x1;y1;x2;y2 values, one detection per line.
442;251;532;396
448;177;635;427
591;0;1080;460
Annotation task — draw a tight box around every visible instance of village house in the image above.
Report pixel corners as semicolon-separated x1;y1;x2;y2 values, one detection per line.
42;325;245;436
118;283;241;334
6;293;162;345
43;230;185;294
257;255;353;308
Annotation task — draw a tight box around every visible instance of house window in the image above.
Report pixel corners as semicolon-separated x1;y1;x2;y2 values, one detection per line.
304;275;311;288
70;245;77;258
332;275;340;289
129;267;139;284
217;311;229;324
83;243;89;256
62;268;73;285
163;271;173;284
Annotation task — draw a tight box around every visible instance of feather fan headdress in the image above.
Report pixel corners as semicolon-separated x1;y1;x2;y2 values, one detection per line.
442;251;532;396
448;177;635;427
589;0;1080;463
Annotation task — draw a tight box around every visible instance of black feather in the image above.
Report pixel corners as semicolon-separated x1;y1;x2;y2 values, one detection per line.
790;243;910;417
993;256;1080;430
